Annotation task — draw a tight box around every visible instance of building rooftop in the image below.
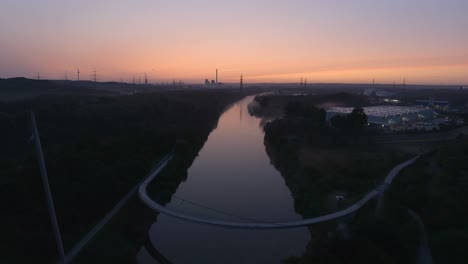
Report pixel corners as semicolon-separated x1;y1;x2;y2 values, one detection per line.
327;105;430;117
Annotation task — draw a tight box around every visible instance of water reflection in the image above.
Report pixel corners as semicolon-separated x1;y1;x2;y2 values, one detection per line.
138;96;309;264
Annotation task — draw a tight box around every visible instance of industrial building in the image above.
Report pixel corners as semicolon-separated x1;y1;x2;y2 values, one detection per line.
326;106;434;127
363;89;396;97
204;69;224;88
415;98;450;109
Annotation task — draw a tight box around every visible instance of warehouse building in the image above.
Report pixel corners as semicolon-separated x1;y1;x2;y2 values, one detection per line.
326;106;434;127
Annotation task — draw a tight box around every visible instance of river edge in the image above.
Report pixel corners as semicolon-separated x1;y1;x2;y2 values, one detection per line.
72;93;247;263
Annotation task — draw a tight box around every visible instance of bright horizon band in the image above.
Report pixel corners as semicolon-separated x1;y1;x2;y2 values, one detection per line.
1;0;467;84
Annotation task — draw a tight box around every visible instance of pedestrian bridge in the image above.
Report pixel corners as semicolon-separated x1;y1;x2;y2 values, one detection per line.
138;155;419;230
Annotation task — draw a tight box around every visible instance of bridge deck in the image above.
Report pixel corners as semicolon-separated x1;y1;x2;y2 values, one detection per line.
138;155;419;229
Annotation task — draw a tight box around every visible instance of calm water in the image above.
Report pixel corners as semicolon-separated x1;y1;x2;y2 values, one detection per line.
137;96;310;264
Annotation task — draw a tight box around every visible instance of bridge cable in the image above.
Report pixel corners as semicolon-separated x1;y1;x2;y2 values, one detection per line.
171;195;270;224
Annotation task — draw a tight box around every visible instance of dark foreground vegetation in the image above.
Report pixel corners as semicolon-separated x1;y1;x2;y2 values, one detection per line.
291;138;466;264
72;139;207;263
385;138;468;264
257;93;460;263
262;95;413;216
0;89;244;263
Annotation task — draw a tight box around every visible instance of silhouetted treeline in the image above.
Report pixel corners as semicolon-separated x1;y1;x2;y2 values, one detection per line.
250;92;369;118
330;107;368;131
264;98;372;148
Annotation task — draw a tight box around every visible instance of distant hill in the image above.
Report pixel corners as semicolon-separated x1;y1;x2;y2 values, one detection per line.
0;77;55;91
0;78;114;101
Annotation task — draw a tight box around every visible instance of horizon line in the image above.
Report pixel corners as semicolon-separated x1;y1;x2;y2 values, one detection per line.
1;76;466;87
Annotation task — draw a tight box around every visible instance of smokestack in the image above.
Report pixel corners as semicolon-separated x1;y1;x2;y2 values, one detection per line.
216;69;218;84
240;73;243;92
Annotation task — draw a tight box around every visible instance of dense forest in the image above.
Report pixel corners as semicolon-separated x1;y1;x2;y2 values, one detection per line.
0;90;244;263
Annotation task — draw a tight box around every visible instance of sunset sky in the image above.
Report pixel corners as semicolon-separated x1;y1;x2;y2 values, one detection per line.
1;0;467;84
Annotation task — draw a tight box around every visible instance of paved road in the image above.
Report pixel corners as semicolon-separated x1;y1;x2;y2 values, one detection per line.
408;209;433;264
138;154;420;229
375;155;421;214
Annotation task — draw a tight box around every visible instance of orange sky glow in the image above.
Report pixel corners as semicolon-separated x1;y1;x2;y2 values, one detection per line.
1;0;467;85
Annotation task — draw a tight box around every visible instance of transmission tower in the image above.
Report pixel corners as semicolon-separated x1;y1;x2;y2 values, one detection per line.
77;68;80;81
92;68;97;88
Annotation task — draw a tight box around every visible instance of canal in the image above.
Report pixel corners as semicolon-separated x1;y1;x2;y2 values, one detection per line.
137;95;309;263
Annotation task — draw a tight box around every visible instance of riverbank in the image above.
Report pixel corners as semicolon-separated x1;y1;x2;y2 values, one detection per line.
0;90;245;263
264;130;429;263
126;95;311;263
258;94;443;262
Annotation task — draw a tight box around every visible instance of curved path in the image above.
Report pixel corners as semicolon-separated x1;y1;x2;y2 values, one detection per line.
138;155;419;229
408;209;433;264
